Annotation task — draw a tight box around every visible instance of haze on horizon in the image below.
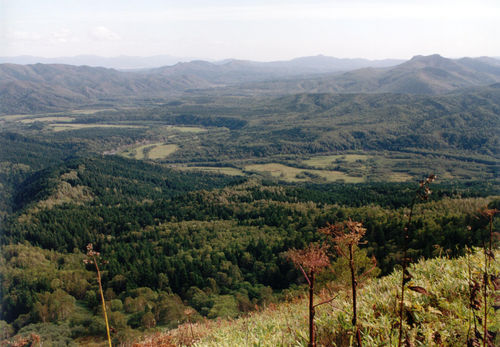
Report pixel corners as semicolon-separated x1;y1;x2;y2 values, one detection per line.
1;0;499;62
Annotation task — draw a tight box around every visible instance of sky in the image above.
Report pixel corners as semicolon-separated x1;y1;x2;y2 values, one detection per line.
1;0;499;61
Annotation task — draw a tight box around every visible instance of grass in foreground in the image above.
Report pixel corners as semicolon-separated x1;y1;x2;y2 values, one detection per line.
138;249;499;346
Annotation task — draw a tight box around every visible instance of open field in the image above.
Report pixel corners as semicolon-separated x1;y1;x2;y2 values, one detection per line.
120;142;179;160
160;125;207;133
174;166;245;176
148;144;179;159
69;109;114;114
302;154;371;168
21;117;76;123
0;114;32;121
0;108;112;120
120;143;160;160
244;163;365;183
49;123;146;132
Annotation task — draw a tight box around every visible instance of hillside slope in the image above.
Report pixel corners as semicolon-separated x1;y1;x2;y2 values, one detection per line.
148;249;500;346
2;55;500;114
232;54;500;96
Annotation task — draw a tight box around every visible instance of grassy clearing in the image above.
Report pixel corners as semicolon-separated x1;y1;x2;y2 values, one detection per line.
49;124;146;132
0;114;32;121
303;154;371;168
120;143;178;160
69;109;113;114
154;249;499;347
244;163;365;183
0;108;110;120
175;166;245;176
300;151;497;182
20;117;76;123
120;143;159;160
148;144;179;159
163;125;207;133
388;172;413;182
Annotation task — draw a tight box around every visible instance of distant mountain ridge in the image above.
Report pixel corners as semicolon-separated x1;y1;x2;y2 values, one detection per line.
0;54;403;71
1;54;500;114
0;55;196;70
234;54;500;95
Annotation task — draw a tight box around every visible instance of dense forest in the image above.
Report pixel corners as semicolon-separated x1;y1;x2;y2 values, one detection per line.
0;153;498;344
0;59;499;344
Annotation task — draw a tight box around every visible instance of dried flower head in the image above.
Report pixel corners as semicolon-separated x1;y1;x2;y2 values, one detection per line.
480;208;499;219
84;243;108;265
86;243;100;257
319;219;367;255
286;243;330;273
416;174;436;200
426;174;436;183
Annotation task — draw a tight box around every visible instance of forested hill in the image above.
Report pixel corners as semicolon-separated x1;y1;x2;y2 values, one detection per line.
1;53;499;344
2;54;500;114
0;152;497;344
9;156;246;213
230;54;500;96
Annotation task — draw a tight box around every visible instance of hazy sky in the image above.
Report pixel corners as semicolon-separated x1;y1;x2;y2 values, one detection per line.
1;0;499;61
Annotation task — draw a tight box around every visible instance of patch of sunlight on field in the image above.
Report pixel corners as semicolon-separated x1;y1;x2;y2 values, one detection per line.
120;143;158;160
21;117;75;123
0;114;31;121
148;144;179;159
303;154;371;168
69;109;113;114
49;124;146;132
244;163;364;183
175;166;245;176
160;125;207;133
388;172;413;182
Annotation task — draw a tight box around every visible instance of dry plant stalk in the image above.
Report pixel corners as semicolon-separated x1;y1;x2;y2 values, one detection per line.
479;208;498;347
84;243;112;347
397;174;435;347
6;333;40;347
184;308;196;343
287;243;331;347
466;246;482;347
320;219;377;347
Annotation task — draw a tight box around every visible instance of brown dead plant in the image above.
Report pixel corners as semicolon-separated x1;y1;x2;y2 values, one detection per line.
396;174;435;347
320;219;377;347
287;242;332;347
84;243;112;347
478;208;499;347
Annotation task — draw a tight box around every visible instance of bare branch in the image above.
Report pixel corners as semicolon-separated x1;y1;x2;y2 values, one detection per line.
313;294;339;308
298;264;311;287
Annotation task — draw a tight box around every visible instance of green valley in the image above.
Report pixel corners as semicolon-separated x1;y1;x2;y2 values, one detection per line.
0;55;499;346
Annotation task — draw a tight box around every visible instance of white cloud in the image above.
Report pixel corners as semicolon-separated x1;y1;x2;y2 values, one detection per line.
50;28;72;43
101;2;499;22
5;30;42;41
90;26;121;41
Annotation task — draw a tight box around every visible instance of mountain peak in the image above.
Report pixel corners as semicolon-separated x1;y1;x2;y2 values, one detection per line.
401;54;456;69
410;54;444;61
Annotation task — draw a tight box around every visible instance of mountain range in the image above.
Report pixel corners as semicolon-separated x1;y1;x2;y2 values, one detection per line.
0;54;403;71
0;55;195;70
1;54;500;114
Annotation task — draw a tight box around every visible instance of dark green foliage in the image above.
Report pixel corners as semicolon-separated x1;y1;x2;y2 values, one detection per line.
0;167;496;344
0;73;498;344
16;322;77;346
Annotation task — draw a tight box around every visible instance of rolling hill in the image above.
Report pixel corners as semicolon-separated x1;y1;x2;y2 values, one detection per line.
2;54;500;114
233;54;500;95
